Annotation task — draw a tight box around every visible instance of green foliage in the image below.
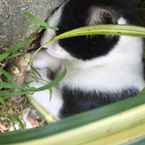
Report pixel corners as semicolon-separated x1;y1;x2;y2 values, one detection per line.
51;25;145;42
24;12;49;29
0;13;60;127
1;91;145;144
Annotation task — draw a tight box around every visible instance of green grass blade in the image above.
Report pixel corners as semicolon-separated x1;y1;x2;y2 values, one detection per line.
0;69;66;98
0;68;13;81
82;122;145;145
1;90;145;145
51;25;145;43
0;82;18;89
0;43;24;62
28;68;66;92
27;95;57;123
24;12;48;29
0;52;10;62
126;136;145;145
0;37;33;62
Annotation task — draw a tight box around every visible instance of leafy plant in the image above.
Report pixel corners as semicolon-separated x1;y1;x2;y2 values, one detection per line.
0;12;62;129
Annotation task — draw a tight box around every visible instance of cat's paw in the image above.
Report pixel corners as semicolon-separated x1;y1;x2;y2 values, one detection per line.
30;81;63;120
32;50;61;71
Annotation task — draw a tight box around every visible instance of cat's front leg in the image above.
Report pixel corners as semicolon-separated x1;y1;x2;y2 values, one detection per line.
29;68;63;120
32;49;61;72
27;49;64;122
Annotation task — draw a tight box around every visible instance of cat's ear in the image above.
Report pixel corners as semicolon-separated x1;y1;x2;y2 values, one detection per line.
87;7;117;25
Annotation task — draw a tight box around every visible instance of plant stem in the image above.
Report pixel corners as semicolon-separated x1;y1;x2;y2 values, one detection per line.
27;95;57;123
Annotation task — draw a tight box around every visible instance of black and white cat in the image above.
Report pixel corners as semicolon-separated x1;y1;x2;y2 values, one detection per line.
31;0;145;119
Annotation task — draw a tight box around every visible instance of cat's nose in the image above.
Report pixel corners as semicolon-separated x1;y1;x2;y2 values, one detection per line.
102;11;115;24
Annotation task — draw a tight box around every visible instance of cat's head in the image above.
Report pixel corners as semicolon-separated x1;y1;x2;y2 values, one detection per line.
43;0;142;67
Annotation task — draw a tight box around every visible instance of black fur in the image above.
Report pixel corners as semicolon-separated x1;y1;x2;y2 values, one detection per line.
60;86;139;117
56;0;141;60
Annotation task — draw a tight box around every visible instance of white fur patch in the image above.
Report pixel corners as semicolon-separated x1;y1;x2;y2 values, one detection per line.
31;83;63;119
87;6;103;25
32;50;61;71
30;68;63;119
118;17;128;25
22;111;33;129
41;3;71;60
61;18;145;92
46;42;72;59
41;3;64;47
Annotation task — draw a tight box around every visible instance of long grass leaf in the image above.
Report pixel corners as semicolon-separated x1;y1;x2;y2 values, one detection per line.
1;91;145;144
50;25;145;43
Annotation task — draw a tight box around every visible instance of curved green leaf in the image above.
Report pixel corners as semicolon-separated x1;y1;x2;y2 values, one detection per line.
50;25;145;43
1;91;145;145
